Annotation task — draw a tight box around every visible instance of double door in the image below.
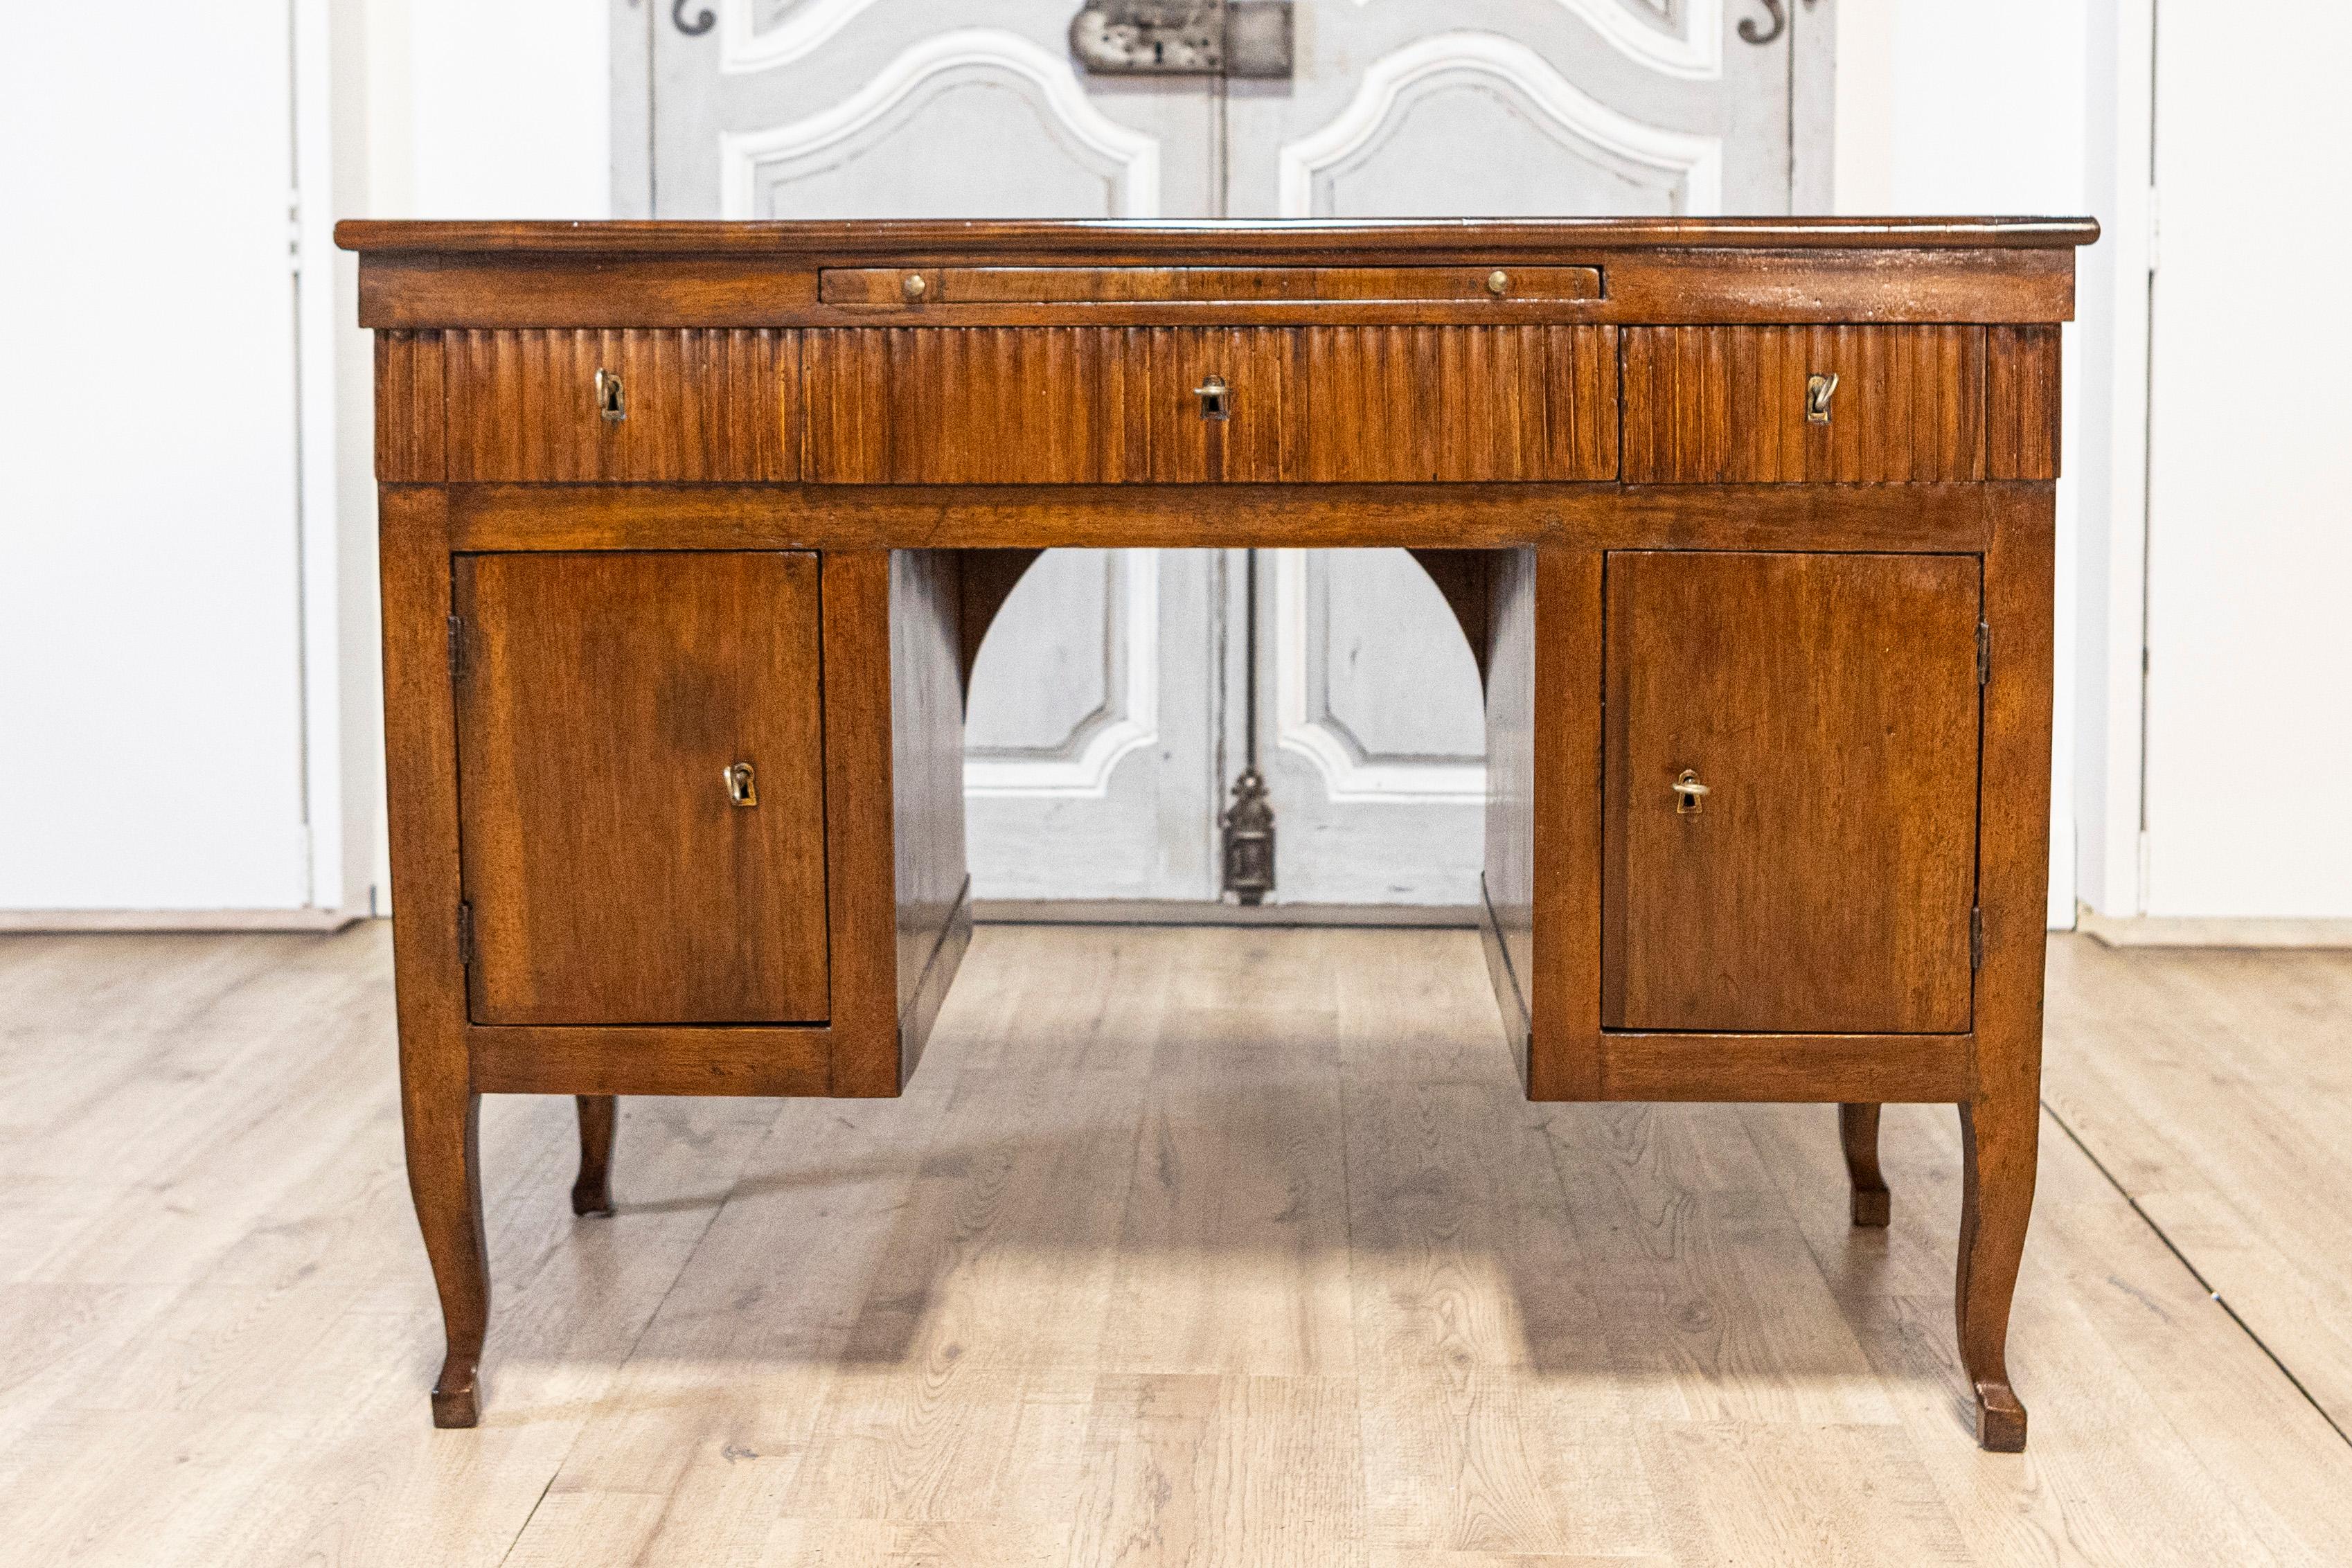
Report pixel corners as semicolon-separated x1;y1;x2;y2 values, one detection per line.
620;0;1833;905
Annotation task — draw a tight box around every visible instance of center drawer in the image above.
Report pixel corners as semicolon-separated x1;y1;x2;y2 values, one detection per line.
804;326;1619;484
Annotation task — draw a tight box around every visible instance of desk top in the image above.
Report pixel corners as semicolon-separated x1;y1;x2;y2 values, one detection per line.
337;217;2097;332
335;216;2099;256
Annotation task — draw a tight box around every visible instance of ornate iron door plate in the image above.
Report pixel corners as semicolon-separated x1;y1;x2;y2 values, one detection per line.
1071;1;1294;78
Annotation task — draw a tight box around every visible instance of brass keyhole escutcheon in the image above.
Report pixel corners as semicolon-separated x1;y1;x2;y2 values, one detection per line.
595;368;626;423
724;763;758;808
1672;768;1710;815
901;271;929;302
1806;371;1839;425
1195;374;1231;422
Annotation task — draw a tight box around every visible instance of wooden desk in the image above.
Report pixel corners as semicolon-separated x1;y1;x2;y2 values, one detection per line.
337;216;2096;1450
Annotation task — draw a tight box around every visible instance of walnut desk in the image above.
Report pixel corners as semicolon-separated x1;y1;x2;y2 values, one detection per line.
337;216;2096;1450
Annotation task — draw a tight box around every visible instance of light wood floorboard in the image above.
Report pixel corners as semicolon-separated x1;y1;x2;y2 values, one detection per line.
1;925;2347;1566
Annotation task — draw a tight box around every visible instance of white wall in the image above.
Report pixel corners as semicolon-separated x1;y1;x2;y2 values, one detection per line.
0;0;609;923
373;0;612;218
0;7;313;913
337;0;612;911
2071;0;2153;918
2139;6;2352;918
1837;0;2090;928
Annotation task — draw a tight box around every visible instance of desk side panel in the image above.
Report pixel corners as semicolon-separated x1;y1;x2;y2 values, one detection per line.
1482;549;1537;1083
819;551;905;1096
891;549;972;1084
1526;548;1607;1101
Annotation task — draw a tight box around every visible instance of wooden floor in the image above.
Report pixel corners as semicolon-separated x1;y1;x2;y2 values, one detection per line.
3;925;2349;1567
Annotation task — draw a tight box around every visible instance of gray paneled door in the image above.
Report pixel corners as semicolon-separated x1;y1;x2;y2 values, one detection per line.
622;0;1830;907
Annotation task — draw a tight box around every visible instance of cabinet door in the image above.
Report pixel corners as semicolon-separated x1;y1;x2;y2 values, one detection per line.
454;552;829;1026
1602;551;1982;1035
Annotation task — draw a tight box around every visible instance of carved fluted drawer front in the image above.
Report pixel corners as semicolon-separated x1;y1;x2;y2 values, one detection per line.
1621;326;1987;483
445;329;800;482
803;325;1617;483
1289;326;1617;482
805;328;1278;483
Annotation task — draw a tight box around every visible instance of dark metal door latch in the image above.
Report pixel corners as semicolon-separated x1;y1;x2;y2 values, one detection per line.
1071;1;1293;78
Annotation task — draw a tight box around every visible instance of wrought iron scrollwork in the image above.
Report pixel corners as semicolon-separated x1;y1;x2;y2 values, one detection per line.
1737;0;1786;44
672;0;715;36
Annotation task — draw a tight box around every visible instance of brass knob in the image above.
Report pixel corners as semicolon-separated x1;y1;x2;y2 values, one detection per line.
1486;269;1511;297
901;271;929;302
724;763;758;808
1672;769;1710;815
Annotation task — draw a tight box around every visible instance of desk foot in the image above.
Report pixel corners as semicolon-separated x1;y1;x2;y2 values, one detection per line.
1974;1379;2029;1452
1957;1093;2037;1452
403;1050;489;1432
431;1364;481;1429
571;1095;617;1217
1839;1103;1891;1227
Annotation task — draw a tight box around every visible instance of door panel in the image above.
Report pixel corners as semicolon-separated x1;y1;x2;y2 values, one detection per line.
454;551;830;1025
649;0;1222;902
1601;551;1981;1035
964;547;1222;902
1228;2;1792;221
654;5;1215;220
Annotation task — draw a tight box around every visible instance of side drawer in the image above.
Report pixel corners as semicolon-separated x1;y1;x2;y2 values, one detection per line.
803;326;1619;483
445;329;800;482
1622;326;1986;483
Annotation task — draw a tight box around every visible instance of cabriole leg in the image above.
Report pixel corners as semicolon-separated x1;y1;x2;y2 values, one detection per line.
1838;1103;1891;1227
1956;1089;2038;1451
571;1095;617;1216
402;1059;489;1429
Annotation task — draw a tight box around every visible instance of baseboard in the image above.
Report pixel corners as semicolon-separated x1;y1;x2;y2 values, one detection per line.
0;908;365;934
2076;907;2352;950
971;899;1480;929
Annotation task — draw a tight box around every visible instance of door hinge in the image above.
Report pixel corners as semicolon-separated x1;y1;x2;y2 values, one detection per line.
1970;907;1985;971
456;900;474;965
1977;621;1991;686
447;614;465;684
